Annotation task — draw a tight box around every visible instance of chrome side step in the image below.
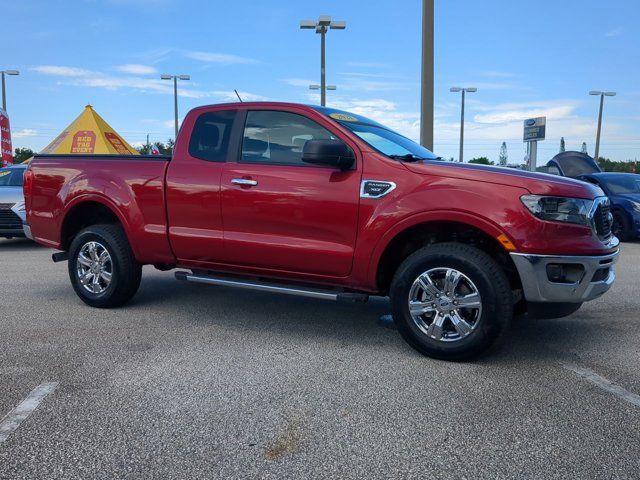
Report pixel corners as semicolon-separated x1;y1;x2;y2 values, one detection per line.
175;271;368;303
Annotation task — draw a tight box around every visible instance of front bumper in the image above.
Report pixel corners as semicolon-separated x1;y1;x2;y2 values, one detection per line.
510;250;619;303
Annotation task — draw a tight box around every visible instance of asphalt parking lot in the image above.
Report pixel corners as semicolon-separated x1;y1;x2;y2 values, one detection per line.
1;238;640;479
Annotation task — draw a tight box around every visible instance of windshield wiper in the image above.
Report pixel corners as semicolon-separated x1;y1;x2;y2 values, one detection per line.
388;154;426;162
388;154;441;162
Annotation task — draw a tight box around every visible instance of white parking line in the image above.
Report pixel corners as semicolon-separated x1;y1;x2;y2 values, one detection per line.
0;382;58;443
562;364;640;408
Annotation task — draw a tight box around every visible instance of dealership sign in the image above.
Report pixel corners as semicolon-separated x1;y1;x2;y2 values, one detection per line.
0;108;13;166
523;117;546;142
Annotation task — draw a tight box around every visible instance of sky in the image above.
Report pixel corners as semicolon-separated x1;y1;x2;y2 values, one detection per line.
2;0;639;165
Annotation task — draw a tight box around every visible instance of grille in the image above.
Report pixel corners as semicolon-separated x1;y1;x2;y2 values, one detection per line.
0;203;22;229
593;201;612;241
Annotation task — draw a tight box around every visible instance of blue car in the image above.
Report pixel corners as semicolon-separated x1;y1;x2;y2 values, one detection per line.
577;172;640;241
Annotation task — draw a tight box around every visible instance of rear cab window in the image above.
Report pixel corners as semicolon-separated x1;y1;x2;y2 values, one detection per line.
189;110;237;161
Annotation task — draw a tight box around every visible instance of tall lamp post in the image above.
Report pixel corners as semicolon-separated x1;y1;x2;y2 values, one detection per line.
589;90;616;161
1;70;20;112
300;15;346;106
450;86;477;162
420;0;434;150
161;74;190;139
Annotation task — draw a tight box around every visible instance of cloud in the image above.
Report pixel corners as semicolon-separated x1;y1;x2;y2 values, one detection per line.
345;61;389;69
283;78;316;87
325;97;421;140
114;64;157;75
605;27;623;37
473;104;576;124
184;51;257;64
12;128;38;139
209;90;266;102
32;65;93;77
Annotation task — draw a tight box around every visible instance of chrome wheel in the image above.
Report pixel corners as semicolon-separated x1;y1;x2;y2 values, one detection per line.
76;241;112;294
408;267;482;343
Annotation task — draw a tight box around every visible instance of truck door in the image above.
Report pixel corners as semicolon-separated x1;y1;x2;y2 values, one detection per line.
165;108;240;266
220;108;361;277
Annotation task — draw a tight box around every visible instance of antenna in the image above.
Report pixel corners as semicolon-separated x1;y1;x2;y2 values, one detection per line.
234;89;243;102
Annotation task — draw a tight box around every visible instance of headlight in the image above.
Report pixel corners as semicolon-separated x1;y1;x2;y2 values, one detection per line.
521;195;594;226
632;202;640;214
13;200;25;212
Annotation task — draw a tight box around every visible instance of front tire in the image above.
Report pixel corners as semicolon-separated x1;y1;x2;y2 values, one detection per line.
68;224;142;308
390;243;513;361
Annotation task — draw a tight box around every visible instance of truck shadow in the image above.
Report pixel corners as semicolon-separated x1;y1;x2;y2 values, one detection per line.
130;272;609;364
0;238;42;251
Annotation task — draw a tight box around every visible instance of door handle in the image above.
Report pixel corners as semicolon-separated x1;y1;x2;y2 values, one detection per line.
231;178;258;186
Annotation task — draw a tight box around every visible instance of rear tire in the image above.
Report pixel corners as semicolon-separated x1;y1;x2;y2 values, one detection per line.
390;243;512;361
68;224;142;308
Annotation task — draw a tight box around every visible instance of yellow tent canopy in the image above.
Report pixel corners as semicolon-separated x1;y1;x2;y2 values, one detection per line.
41;105;139;155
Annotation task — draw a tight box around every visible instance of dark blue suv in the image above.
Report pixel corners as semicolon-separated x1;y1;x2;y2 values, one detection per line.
577;172;640;241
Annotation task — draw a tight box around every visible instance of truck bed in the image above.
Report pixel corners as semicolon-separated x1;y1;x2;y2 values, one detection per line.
28;154;175;264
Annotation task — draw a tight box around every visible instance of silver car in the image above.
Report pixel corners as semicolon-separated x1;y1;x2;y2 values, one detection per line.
0;164;27;239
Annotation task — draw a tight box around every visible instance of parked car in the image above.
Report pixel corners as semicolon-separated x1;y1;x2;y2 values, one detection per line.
0;163;27;239
576;172;640;241
24;102;619;360
543;151;601;177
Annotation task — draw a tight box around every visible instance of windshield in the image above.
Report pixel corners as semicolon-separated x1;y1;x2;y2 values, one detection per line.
314;107;438;160
0;168;25;187
600;175;640;195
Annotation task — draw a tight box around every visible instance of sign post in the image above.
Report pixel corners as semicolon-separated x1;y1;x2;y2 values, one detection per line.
0;108;13;167
523;116;545;171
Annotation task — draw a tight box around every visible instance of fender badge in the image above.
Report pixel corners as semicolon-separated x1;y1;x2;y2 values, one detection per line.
360;180;397;199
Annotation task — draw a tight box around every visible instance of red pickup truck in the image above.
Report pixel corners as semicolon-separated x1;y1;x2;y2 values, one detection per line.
24;102;619;360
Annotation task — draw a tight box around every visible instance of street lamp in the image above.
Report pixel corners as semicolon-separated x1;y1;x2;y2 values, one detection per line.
310;84;336;91
300;15;346;106
1;70;20;112
161;74;190;139
589;90;616;161
450;86;477;162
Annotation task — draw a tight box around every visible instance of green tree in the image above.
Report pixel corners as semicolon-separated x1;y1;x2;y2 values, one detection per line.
560;137;565;153
13;147;35;163
499;142;508;166
581;142;588;154
468;157;494;165
597;157;640;173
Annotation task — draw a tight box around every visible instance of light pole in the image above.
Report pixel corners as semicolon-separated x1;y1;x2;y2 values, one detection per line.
450;87;477;162
300;15;346;106
1;70;20;112
310;84;336;93
589;90;616;161
420;0;434;150
161;74;190;139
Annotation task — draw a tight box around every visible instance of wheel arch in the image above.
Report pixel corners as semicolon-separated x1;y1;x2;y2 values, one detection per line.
60;196;132;252
371;212;521;295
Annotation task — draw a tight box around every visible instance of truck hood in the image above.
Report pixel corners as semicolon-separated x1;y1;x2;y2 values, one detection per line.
403;161;603;198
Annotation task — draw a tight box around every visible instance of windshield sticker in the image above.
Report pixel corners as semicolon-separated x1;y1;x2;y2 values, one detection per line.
330;113;358;122
0;170;10;177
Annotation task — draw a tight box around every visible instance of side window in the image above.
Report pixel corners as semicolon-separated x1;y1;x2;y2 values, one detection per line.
189;110;236;162
241;110;335;165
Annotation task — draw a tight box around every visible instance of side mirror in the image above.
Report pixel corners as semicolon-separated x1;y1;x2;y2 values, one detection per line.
302;139;355;170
